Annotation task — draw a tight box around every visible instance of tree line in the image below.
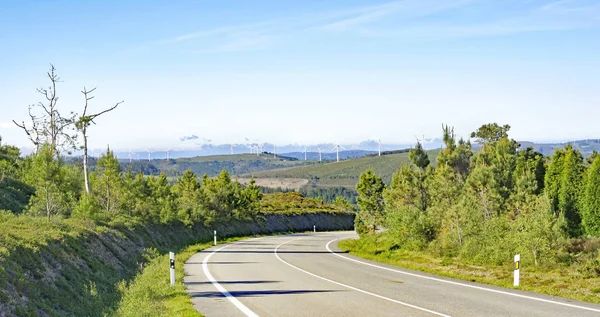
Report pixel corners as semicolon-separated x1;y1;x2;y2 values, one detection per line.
1;66;270;226
2;141;264;226
355;123;600;267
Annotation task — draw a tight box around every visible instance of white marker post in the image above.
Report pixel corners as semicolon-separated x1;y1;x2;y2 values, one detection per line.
514;254;520;287
214;230;217;246
169;252;175;286
313;225;316;233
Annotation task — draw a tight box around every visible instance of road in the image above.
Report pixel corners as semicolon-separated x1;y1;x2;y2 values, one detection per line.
184;232;600;317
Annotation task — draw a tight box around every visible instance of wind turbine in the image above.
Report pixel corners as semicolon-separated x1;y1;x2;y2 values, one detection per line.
318;148;322;162
332;143;345;162
273;145;277;159
166;148;171;160
230;144;234;155
145;149;152;161
128;149;133;164
377;139;382;156
304;146;307;161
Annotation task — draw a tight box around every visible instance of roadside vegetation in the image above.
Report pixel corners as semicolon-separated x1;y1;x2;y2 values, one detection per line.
114;240;215;317
348;123;600;303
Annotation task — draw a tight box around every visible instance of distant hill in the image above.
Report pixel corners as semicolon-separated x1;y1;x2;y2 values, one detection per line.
519;139;600;157
70;154;318;178
247;149;441;188
280;150;377;161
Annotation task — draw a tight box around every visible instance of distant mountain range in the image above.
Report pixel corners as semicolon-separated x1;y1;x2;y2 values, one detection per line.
37;138;600;160
90;139;442;160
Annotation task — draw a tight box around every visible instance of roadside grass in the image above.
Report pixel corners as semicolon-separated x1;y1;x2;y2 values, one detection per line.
114;235;271;317
338;237;600;304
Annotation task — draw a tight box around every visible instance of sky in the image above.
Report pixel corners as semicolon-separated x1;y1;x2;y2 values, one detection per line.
1;0;599;151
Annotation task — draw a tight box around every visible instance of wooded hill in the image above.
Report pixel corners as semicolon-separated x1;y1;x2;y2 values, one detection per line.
248;149;441;188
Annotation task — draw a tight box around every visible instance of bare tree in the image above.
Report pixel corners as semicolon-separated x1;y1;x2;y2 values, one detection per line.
12;64;77;155
75;87;123;194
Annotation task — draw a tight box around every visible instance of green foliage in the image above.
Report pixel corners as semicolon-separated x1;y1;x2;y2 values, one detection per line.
409;141;430;170
94;147;122;213
0;177;34;214
0;137;20;181
470;123;511;145
356;169;385;233
22;144;80;220
582;156;600;235
174;169;202;226
351;123;598;280
333;196;354;212
260;192;340;214
72;193;103;219
557;145;584;236
299;186;357;204
438;125;472;179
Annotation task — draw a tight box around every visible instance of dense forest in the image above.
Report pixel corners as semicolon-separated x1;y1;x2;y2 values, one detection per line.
260;185;358;205
355;123;600;272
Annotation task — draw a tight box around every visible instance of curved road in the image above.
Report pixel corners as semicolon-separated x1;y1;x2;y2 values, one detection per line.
184;232;600;317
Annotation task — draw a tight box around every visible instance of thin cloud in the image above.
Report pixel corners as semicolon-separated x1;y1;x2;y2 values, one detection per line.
318;0;600;39
161;0;600;53
179;135;199;142
318;0;474;32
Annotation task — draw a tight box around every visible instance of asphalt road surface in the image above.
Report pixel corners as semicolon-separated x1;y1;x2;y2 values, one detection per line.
184;231;600;317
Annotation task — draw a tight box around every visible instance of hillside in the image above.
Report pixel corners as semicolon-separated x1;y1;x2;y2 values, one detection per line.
281;150;377;161
74;153;318;177
247;150;441;188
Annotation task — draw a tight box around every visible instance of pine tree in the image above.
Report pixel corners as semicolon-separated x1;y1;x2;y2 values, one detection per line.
356;168;385;233
23;144;71;220
174;169;201;226
94;146;122;214
238;178;262;219
409;141;430;170
438;125;473;180
582;156;600;235
151;172;176;223
558;145;584;236
545;148;565;212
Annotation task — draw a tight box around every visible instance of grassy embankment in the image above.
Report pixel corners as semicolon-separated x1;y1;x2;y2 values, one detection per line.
0;211;353;316
115;239;235;317
249;150;440;189
339;233;600;304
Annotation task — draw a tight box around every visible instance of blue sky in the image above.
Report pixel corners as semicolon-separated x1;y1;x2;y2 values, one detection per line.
1;0;599;151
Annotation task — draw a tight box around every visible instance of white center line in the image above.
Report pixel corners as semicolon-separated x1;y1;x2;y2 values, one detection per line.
274;237;452;317
326;237;600;314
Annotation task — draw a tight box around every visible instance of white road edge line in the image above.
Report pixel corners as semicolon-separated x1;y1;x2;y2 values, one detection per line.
202;239;261;317
326;237;600;314
275;238;452;317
